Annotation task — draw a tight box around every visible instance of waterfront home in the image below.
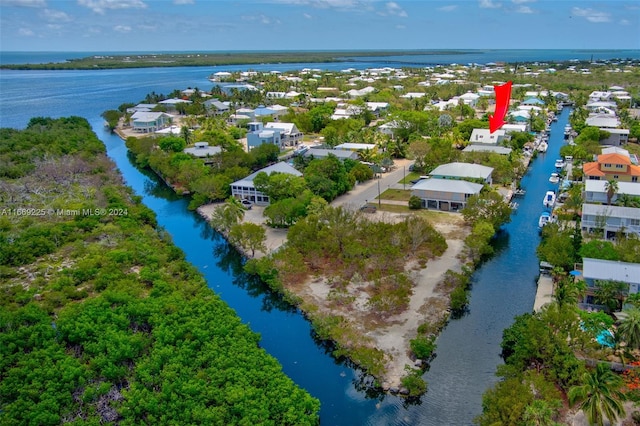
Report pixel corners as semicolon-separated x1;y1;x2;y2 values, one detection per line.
469;128;506;145
411;178;483;212
521;98;545;106
582;153;640;182
584;180;640;204
183;142;221;158
127;103;157;113
429;162;494;185
598;129;630;147
581;203;640;239
264;122;303;146
580;258;640;306
501;123;528;133
462;145;512;155
230;162;302;206
246;122;282;150
585;114;620;129
130;111;171;133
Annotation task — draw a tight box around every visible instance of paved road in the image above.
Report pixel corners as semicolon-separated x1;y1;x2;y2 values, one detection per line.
332;159;414;209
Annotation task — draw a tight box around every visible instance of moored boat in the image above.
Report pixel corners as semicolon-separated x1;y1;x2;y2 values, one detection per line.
538;211;552;228
549;173;560;184
543;191;556;208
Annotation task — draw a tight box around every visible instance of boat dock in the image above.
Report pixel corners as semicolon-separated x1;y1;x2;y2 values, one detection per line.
534;273;554;311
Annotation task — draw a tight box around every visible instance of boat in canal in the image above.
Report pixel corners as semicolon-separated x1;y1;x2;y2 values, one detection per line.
538;211;552;229
543;191;556;208
549;173;560;184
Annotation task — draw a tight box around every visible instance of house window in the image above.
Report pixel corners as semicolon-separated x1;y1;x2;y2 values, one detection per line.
604;163;612;168
630;219;640;227
615;164;624;169
614;175;619;179
633;177;638;183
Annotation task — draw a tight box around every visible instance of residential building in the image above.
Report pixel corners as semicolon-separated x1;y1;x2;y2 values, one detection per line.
130;111;171;133
334;143;377;152
599;128;630;147
581;258;640;306
583;153;640;182
411;178;483;212
429;162;494;185
230;162;303;206
203;99;229;116
158;98;191;112
501;123;528;133
586;114;620;128
303;148;358;161
581;203;640;239
463;145;512;155
584;180;640;204
183;142;222;158
469;128;506;145
264;122;303;146
246;122;282;150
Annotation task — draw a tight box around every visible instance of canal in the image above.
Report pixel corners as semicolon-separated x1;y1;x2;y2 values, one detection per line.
1;64;569;425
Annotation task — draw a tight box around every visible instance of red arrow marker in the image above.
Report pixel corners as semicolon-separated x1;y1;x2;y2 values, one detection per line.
489;81;512;133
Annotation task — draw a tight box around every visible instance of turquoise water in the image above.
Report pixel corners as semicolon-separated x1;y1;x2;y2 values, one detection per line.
597;330;616;348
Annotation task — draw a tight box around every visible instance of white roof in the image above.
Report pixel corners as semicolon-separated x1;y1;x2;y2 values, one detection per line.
184;143;221;157
159;98;191;105
602;147;630;157
131;111;169;121
231;162;302;188
411;177;483;194
463;144;512;155
304;149;358;160
265;122;297;135
586;114;620;128
583;258;640;285
334;143;376;151
401;92;426;99
155;125;183;135
585;180;640;197
582;203;640;220
469;128;506;144
501;124;527;133
430;162;493;179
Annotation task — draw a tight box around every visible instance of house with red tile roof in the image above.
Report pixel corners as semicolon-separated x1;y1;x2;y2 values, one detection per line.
582;152;640;183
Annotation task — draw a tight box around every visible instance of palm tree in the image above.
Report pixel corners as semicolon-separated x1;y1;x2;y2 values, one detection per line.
604;179;619;205
617;308;640;350
522;399;561;426
568;363;626;426
595;280;629;312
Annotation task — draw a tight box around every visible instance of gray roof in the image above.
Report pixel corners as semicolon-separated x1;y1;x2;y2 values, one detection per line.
304;148;358;160
231;162;302;188
183;143;222;158
430;162;494;179
463;144;512;155
583;258;640;285
585;180;640;197
585;114;619;128
582;203;640;220
411;178;483;194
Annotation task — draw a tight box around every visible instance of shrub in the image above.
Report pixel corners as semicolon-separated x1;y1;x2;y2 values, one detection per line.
408;195;422;210
410;335;436;360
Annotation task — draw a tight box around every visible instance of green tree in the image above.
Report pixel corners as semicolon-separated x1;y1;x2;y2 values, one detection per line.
522;399;562;426
604;179;619;205
210;197;245;232
617;308;640;350
579;240;620;261
594;280;628;312
568;363;626;426
158;136;186;153
228;222;267;257
101;109;122;131
461;190;512;229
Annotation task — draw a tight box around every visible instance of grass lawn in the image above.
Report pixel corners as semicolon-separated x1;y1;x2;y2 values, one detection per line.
626;141;640;156
400;171;424;184
378;188;412;201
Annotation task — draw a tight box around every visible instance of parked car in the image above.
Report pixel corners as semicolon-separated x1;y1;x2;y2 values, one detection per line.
241;199;253;209
359;204;377;213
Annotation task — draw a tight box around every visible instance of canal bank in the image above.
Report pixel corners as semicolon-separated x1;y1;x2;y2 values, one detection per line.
1;63;572;424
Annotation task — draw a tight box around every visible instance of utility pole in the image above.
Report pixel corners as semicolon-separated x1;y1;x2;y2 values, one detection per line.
377;177;381;207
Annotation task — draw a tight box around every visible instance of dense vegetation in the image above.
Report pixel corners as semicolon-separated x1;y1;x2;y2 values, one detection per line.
0;50;474;70
0;118;320;425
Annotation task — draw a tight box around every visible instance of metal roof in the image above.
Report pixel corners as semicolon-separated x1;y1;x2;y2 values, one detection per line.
430;162;494;179
583;258;640;285
411;178;483;194
582;203;640;220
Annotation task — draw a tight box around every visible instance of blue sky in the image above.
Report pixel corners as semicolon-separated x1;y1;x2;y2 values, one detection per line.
0;0;638;51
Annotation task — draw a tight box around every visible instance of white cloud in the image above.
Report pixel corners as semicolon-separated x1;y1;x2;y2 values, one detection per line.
42;8;71;22
515;5;533;13
18;27;35;35
271;0;364;10
385;1;407;17
479;0;501;9
113;24;131;32
303;12;312;18
572;7;611;23
511;0;534;3
438;5;457;12
78;0;147;14
242;14;281;25
0;0;46;7
173;0;193;4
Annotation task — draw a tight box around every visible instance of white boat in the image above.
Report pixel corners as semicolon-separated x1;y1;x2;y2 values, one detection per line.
539;211;551;228
549;173;560;184
543;191;556;208
537;141;548;153
554;159;565;169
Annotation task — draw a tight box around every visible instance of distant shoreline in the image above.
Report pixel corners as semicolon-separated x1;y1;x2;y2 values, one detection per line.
2;49;639;70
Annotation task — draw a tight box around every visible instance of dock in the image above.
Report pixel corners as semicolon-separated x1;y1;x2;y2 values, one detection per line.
534;274;554;311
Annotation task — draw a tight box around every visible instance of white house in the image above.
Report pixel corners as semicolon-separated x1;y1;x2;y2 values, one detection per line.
581;203;640;239
183;142;222;158
469;128;506;145
158;98;191;112
130;111;171;133
582;258;640;297
411;178;483;212
230;162;303;206
429;162;494;185
246;122;282;150
303;148;358;161
584;180;640;204
264;122;303;146
586;114;620;129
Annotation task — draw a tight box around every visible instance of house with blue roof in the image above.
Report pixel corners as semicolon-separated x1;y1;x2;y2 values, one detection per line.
521;98;545;106
246;122;282;151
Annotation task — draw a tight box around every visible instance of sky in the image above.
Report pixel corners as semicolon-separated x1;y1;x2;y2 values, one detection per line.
0;0;638;52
